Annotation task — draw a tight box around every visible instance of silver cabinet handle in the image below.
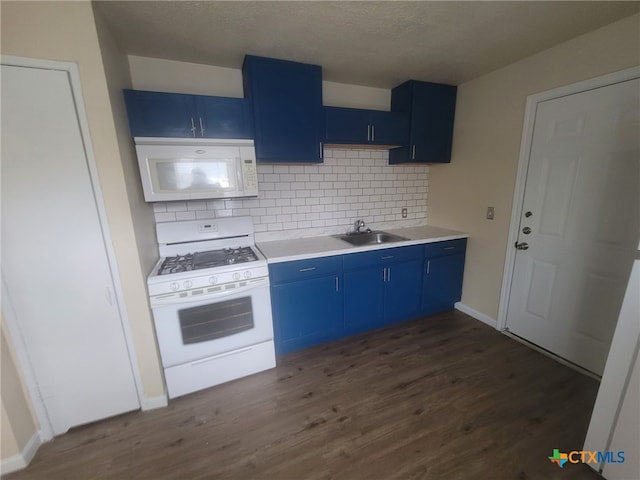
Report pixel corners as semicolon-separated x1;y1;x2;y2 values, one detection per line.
387;265;390;282
367;124;371;141
426;260;431;275
335;276;339;292
319;142;323;159
190;117;196;137
299;267;316;272
381;255;394;260
199;117;205;136
412;144;416;160
444;246;456;250
371;125;375;142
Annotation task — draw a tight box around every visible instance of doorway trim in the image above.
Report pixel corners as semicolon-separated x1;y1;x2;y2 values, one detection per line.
0;55;147;442
497;66;640;332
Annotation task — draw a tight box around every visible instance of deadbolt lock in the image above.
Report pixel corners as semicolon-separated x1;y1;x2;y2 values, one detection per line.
522;227;532;234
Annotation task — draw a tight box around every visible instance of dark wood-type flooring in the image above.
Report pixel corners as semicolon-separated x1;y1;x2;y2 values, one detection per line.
5;311;603;480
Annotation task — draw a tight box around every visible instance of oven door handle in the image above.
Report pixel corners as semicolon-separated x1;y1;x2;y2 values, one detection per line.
151;278;268;307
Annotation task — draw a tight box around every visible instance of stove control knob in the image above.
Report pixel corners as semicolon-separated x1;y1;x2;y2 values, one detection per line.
233;272;241;281
209;276;218;285
244;271;252;279
170;282;180;291
183;280;193;289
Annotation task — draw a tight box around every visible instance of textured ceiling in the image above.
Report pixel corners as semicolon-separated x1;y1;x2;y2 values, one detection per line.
93;1;640;88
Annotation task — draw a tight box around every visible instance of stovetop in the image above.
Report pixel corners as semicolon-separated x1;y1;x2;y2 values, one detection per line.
158;246;259;275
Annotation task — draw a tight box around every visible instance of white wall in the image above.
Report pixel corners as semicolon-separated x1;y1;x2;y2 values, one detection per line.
128;55;390;110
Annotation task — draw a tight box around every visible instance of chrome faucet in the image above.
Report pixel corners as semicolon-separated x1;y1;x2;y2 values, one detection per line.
353;219;369;234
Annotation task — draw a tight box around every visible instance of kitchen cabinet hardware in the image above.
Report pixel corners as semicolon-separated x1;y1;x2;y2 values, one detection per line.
515;242;529;250
522;227;532;234
299;267;317;272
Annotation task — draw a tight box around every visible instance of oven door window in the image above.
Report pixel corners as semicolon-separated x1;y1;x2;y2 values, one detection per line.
178;296;254;345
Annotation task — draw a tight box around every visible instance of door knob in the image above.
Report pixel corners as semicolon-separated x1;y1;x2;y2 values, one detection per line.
515;242;529;250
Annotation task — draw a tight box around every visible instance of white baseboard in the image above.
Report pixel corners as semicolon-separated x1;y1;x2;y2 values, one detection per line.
141;394;168;411
0;431;41;475
455;302;498;329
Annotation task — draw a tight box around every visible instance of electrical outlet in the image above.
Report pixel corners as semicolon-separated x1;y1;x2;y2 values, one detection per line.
401;208;408;218
486;207;495;220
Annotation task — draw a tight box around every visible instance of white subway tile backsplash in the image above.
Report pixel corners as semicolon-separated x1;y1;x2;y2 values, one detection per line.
151;149;429;241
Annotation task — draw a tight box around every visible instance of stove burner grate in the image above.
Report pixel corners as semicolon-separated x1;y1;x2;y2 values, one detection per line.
158;246;259;275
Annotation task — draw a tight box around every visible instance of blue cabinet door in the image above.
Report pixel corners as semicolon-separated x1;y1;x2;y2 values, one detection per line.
389;80;457;164
195;96;254;139
123;89;253;139
368;110;409;146
324;107;408;146
421;253;465;315
124;89;195;137
325;107;370;144
243;55;323;163
271;275;342;355
343;267;385;335
383;259;423;324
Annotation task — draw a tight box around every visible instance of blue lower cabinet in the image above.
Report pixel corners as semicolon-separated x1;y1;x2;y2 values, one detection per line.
343;267;385;335
421;239;467;315
268;240;466;355
383;260;423;324
343;245;423;334
269;256;342;354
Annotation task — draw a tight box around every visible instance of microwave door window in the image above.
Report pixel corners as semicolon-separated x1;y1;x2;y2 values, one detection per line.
152;158;237;193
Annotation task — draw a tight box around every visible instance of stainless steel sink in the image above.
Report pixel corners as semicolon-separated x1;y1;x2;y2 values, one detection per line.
333;231;409;246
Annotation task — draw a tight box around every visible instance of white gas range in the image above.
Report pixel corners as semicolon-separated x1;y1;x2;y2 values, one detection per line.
148;216;275;399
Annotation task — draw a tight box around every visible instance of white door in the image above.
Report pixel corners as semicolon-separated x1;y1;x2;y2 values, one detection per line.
1;63;140;435
505;78;639;375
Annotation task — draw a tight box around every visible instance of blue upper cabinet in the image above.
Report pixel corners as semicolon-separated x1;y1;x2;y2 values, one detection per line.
324;106;408;147
123;89;253;139
242;55;324;163
389;80;457;164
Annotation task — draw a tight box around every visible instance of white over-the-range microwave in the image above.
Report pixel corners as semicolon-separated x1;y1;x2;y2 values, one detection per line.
134;137;259;202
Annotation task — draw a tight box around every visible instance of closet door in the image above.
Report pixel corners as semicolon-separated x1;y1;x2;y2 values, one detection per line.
1;64;139;435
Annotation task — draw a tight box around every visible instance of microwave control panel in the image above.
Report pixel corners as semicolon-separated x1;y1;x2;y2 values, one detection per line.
241;158;258;192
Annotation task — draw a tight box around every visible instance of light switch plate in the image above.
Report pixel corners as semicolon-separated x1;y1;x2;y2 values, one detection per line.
486;207;495;220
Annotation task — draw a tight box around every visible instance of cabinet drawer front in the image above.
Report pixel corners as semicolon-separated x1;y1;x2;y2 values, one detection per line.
343;245;423;271
269;256;341;284
423;238;467;258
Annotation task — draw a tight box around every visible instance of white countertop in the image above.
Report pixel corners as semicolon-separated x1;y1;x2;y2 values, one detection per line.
256;225;469;263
